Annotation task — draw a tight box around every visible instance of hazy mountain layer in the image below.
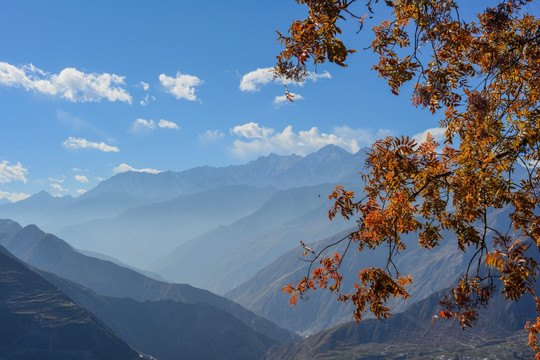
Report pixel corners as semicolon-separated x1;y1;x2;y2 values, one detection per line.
0;220;299;344
153;183;354;293
58;184;277;267
40;191;150;233
0;190;151;235
78;249;166;281
0;191;75;230
0;246;144;360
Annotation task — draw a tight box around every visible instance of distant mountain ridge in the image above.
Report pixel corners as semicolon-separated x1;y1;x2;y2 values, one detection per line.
0;191;76;231
83;145;365;201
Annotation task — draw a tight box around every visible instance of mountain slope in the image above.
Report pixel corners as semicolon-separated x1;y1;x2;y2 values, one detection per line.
227;206;522;335
226;227;470;335
0;246;144;360
0;218;21;235
0;220;299;344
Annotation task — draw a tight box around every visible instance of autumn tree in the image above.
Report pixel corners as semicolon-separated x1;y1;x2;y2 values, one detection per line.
276;0;540;355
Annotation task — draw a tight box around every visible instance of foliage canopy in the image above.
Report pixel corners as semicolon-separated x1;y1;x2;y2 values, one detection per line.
276;0;540;355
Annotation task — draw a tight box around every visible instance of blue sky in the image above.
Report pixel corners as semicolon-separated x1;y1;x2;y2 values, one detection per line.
3;0;531;201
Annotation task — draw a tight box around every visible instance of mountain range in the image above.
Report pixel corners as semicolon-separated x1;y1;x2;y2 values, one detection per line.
0;144;533;359
83;145;365;200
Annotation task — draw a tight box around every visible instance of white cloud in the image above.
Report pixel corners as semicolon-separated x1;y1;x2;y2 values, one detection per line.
159;72;203;101
309;71;332;82
74;175;89;183
113;163;161;174
76;189;87;194
63;137;119;152
48;176;65;183
138;82;155;106
95;176;105;181
333;125;393;145
22;63;46;76
158;119;180;130
239;67;331;92
199;129;225;144
231;122;274;139
139;81;150;91
50;183;68;192
0;161;28;183
140;93;156;106
274;92;304;104
52;68;132;103
131;118;156;132
0;62;132;103
412;127;447;145
72;168;82;172
230;123;391;158
0;62;56;94
0;191;30;203
239;68;275;92
130;118;179;132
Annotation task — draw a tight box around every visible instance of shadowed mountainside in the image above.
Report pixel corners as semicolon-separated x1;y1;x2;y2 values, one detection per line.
36;269;279;360
0;246;145;360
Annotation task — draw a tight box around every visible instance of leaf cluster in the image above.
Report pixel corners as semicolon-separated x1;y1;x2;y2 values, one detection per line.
277;0;540;355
